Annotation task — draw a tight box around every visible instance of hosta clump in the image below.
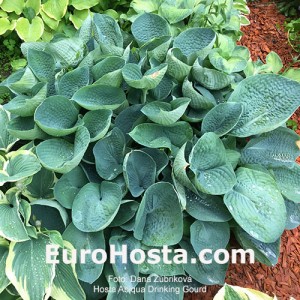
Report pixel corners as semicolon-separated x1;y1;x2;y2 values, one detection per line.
0;12;300;300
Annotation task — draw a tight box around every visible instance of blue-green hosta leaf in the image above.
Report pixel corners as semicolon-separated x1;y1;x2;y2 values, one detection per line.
0;150;41;185
285;199;300;230
92;56;125;87
141;98;190;125
149;74;173;100
129;122;193;153
166;48;191;82
173;28;216;57
182;78;216;110
132;13;170;46
63;222;105;284
180;239;228;285
233;226;280;266
228;74;300;137
271;165;300;203
4;83;47;117
27;49;55;82
241;127;300;168
93;127;125;180
92;14;123;47
224;167;286;243
41;0;67;20
122;63;168;90
7;116;47;140
54;166;88;209
109;200;139;227
189;133;236;195
83;109;112;142
79;273;108;300
192;59;233;90
36;126;90;173
190;221;230;254
0;244;9;293
9;67;38;94
0;194;29;242
31;200;69;233
35;96;83;137
144;274;184;300
0;106;17;152
201;103;243;136
51;241;86;300
5;233;56;300
46;38;85;67
109;234;140;290
134;182;183;246
70;0;98;10
58;66;90;98
123;150;156;197
15;16;44;42
209;49;247;74
185;190;232;222
72;85;126;110
72;182;122;232
142;36;172;63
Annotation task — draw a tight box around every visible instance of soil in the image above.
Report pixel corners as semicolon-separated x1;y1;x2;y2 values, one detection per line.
185;1;300;299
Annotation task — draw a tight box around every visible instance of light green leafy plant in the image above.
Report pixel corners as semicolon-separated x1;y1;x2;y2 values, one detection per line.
0;12;300;300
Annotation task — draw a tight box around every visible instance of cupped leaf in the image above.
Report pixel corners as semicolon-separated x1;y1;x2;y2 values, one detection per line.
240;127;300;168
129;121;193;153
15;16;44;42
201;103;243;136
5;233;56;300
63;222;105;284
189;133;236;195
35;96;82;137
224;167;286;243
173;28;216;57
132;13;170;45
9;67;38;94
36;126;90;173
58;66;90;98
72;85;126;110
229;74;300;137
0;150;41;185
141;148;169;177
141;98;190;125
134;182;183;246
122;63;168;90
123;150;156;197
83;109;112;142
72;182;122;232
93;127;125;180
0;106;17;152
109;200;139;227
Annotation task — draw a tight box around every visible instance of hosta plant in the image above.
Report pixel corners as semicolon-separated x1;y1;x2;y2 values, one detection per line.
0;12;300;300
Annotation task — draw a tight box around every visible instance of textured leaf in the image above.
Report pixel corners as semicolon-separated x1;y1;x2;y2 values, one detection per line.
72;85;126;110
141;148;169;177
285;199;300;230
63;222;105;284
9;67;38;94
93;127;125;180
72;182;122;232
134;182;183;246
35;96;82;137
36;126;90;173
109;200;139;227
123;150;156;197
0;244;9;293
229;74;300;137
41;0;68;20
201;103;243;136
224;167;286;243
15;17;44;42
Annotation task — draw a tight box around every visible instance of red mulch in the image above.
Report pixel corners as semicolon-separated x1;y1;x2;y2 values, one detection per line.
185;1;300;299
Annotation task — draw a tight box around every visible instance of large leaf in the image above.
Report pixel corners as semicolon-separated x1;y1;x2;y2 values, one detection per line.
15;16;44;42
5;233;56;300
72;85;126;110
189;133;236;195
134;182;183;246
72;182;122;232
93;127;125;180
229;74;300;137
0;106;17;152
36;126;90;173
41;0;68;20
285;199;300;230
224;167;286;243
0;244;9;293
129;121;193;153
1;0;24;14
63;223;105;284
123;150;156;197
35;96;82;137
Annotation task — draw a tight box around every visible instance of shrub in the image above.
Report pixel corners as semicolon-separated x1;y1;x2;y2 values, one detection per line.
0;12;299;299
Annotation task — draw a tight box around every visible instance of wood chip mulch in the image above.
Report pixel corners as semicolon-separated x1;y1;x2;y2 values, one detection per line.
185;1;300;299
